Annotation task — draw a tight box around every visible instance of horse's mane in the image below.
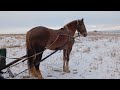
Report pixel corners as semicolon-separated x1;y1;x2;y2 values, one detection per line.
64;20;77;26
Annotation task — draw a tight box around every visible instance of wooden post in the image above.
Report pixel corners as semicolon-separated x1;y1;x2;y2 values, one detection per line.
0;48;6;70
0;74;5;79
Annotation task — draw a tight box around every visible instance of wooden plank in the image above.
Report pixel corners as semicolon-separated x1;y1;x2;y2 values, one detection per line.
0;74;5;79
0;48;6;70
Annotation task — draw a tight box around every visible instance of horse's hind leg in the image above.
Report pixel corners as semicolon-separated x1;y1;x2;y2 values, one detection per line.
34;47;45;79
34;53;44;79
27;49;38;78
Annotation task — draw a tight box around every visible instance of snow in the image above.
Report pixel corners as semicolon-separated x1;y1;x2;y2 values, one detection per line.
1;31;120;79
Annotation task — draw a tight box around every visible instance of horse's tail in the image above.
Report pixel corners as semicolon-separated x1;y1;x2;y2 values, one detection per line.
26;30;32;51
26;30;36;57
26;30;36;72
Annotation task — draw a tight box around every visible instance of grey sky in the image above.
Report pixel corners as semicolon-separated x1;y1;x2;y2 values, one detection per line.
0;11;120;33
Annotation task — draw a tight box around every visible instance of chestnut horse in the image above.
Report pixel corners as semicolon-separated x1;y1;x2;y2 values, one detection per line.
26;18;87;79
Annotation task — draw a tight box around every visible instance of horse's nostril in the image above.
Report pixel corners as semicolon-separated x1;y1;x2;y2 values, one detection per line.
84;33;87;37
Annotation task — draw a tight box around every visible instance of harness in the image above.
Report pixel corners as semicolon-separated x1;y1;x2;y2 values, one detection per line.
63;20;80;44
0;21;81;78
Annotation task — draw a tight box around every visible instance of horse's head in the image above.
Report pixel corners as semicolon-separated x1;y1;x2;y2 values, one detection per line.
76;18;87;37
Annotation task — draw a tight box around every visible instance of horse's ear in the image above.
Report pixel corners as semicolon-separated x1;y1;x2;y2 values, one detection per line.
81;18;84;22
61;27;64;29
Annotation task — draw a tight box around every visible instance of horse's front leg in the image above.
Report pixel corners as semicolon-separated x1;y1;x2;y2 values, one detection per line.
63;49;67;72
63;48;72;73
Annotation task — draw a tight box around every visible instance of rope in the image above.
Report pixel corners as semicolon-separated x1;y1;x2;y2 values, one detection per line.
46;34;61;49
1;20;81;62
0;34;64;71
13;68;28;78
0;33;80;64
0;34;70;78
0;55;27;71
11;50;59;78
1;31;80;78
0;34;68;61
0;55;20;60
18;34;70;63
12;37;70;78
1;33;80;71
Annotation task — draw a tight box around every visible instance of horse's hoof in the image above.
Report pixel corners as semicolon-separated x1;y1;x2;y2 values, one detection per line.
38;77;44;79
63;69;70;73
66;70;70;73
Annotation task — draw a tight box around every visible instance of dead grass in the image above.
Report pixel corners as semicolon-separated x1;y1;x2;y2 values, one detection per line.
0;34;26;48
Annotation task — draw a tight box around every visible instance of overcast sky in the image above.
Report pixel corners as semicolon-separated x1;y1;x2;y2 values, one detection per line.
0;11;120;33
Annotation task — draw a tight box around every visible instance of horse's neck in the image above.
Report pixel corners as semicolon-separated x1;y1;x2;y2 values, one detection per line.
57;28;68;35
65;24;77;36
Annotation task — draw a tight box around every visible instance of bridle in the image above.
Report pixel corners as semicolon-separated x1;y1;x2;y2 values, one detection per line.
63;20;81;38
76;20;81;37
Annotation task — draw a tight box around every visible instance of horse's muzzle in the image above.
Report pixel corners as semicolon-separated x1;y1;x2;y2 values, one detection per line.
82;33;87;37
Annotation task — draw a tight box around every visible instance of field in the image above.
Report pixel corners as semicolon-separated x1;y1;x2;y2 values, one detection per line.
1;31;120;79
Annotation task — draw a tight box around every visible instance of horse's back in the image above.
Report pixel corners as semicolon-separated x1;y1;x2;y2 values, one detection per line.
26;26;50;49
26;26;68;50
27;26;50;39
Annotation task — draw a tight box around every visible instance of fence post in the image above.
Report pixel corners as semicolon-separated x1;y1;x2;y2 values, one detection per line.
0;48;6;71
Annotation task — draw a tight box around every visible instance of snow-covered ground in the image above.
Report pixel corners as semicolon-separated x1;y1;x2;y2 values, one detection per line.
1;31;120;79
